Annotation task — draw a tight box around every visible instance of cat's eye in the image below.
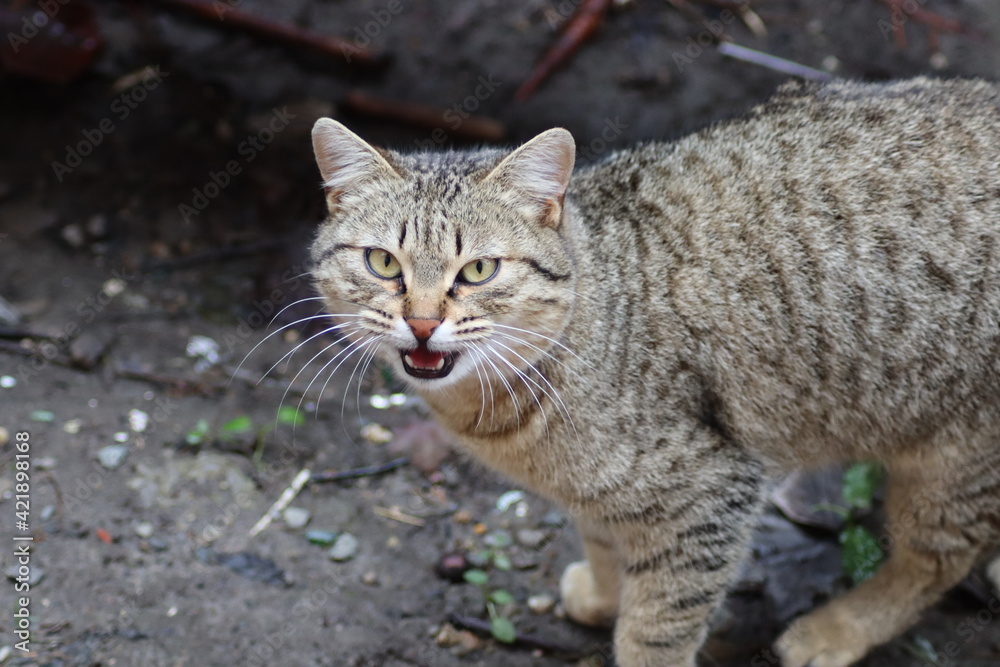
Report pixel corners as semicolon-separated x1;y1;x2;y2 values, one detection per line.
458;258;499;285
365;248;402;279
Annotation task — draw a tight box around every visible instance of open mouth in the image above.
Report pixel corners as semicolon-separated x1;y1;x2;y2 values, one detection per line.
400;344;457;379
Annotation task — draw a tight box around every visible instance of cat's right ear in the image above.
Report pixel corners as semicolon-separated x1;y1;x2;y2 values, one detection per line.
311;118;400;210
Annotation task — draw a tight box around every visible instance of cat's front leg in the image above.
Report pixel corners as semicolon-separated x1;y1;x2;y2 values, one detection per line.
606;453;764;666
560;517;620;627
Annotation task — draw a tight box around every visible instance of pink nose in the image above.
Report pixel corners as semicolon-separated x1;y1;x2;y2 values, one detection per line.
406;318;441;343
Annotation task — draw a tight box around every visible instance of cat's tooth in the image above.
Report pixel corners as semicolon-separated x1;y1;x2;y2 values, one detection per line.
434;357;445;371
404;354;415;367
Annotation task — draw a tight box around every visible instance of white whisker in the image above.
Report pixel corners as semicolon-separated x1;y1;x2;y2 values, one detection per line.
491;323;594;369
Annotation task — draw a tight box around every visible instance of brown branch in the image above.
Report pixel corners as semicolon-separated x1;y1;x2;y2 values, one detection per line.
309;457;409;484
344;92;506;143
154;0;388;68
514;0;613;102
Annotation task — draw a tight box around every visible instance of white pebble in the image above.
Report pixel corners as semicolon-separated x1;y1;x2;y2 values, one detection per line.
97;445;129;469
527;594;555;615
328;533;359;562
129;409;149;433
283;507;311;529
0;375;15;388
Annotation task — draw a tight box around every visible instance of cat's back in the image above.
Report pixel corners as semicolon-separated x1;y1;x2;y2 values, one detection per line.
566;78;1000;461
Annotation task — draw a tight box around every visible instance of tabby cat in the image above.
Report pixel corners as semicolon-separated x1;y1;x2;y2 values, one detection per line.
308;78;1000;667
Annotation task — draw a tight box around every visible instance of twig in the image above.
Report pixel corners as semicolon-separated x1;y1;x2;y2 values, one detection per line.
343;92;505;143
447;613;589;658
114;365;228;396
717;42;832;81
515;0;613;102
141;240;285;272
309;456;409;484
372;505;425;527
248;468;312;538
0;338;75;368
154;0;387;67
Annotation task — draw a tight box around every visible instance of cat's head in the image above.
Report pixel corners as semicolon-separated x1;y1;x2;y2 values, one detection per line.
309;119;576;391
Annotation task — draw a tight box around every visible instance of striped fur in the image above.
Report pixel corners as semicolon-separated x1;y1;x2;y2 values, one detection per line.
310;78;1000;667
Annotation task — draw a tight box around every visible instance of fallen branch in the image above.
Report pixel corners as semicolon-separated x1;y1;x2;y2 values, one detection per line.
344;92;505;143
515;0;613;102
114;365;228;396
310;456;409;483
717;42;832;81
447;613;589;658
248;467;312;538
155;0;387;68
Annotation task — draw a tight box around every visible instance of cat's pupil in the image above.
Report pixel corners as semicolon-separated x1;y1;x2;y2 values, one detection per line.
383;254;391;268
475;260;483;274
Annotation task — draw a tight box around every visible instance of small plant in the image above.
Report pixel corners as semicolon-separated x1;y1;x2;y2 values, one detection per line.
186;407;305;468
462;568;517;644
463;530;517;643
816;461;885;584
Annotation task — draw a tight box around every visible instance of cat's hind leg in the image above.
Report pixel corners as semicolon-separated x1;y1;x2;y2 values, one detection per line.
777;439;999;667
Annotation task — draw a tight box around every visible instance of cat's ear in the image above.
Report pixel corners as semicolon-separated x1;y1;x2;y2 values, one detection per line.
485;128;576;228
311;118;400;209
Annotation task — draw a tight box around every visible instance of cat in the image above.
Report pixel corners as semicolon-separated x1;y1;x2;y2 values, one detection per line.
307;77;1000;667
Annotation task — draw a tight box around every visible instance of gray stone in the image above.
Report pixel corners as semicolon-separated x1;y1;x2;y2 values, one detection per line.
283;507;311;529
328;533;359;562
97;445;129;469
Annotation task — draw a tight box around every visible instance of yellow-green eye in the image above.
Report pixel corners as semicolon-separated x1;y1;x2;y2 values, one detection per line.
458;258;498;284
366;248;402;279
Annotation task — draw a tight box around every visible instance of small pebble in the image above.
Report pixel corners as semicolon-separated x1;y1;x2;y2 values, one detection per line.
0;375;14;388
452;510;473;524
457;630;481;652
386;535;400;549
435;623;462;648
40;506;55;521
30;410;55;423
5;565;44;585
540;511;566;527
97;445;129;469
328;533;359;562
527;594;556;614
435;552;470;582
63;419;83;434
516;528;548;550
134;522;155;539
283;507;311;529
113;431;129;443
361;571;379;586
472;523;487;535
148;537;169;552
360;423;393;445
129;409;149;433
0;645;11;662
496;490;524;513
0;427;8;446
35;456;56;470
305;529;339;546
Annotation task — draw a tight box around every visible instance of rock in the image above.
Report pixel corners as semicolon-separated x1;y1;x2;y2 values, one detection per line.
452;510;473;524
148;537;169;552
305;529;339;546
282;507;311;529
35;456;56;470
515;528;549;550
527;594;555;614
435;623;462;648
0;427;8;446
97;445;129;469
361;571;379;586
69;330;112;370
435;552;469;582
540;510;565;527
134;522;155;539
328;533;359;562
5;565;44;585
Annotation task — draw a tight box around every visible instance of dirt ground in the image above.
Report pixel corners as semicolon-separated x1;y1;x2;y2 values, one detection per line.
3;1;1000;666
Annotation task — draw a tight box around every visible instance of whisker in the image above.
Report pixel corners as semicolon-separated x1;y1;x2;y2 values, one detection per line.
478;345;521;431
490;330;589;384
490;323;594;369
231;311;340;385
304;334;381;420
349;338;385;426
483;342;547;436
258;320;364;385
462;342;488;430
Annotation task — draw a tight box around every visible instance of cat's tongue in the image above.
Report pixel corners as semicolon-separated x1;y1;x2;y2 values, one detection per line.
405;346;447;370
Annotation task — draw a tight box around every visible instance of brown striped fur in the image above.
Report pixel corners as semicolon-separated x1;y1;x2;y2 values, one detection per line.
309;78;1000;667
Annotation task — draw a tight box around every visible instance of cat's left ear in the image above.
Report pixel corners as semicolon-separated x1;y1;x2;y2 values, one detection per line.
485;128;576;228
312;118;401;210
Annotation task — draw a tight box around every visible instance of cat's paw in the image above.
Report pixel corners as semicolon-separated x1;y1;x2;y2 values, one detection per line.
559;561;618;627
776;607;868;667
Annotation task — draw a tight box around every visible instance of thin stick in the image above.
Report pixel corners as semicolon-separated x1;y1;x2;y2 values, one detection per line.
344;92;505;143
372;505;425;527
309;457;409;483
717;42;832;81
248;468;311;538
446;613;587;657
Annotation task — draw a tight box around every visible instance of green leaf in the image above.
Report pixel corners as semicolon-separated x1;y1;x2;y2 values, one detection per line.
489;589;515;605
29;410;55;423
484;530;512;548
492;552;512;571
490;616;517;644
842;462;882;510
277;406;305;426
462;569;489;587
839;524;883;584
185;419;210;445
220;415;253;439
